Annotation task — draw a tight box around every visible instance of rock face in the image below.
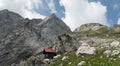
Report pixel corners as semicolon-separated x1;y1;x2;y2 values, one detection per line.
74;23;107;32
35;14;71;39
11;55;47;66
0;9;71;65
53;34;80;54
0;9;24;39
2;9;120;66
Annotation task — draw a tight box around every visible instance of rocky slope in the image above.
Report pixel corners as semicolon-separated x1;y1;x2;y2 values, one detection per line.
16;23;120;66
0;9;24;39
0;9;71;66
51;23;120;66
74;23;108;32
35;14;71;39
1;9;120;66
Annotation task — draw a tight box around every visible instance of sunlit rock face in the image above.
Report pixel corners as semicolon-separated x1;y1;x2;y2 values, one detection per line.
0;9;71;66
74;23;107;32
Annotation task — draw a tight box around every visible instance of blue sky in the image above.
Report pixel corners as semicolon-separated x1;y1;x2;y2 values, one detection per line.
34;0;120;29
0;0;120;30
89;0;120;26
35;0;120;27
34;0;65;18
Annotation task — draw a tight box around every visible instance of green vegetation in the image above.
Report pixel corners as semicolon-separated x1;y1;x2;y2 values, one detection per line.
86;28;120;38
51;50;120;66
34;51;43;56
51;27;120;66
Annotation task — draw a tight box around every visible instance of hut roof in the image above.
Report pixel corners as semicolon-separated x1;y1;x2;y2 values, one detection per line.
44;48;56;53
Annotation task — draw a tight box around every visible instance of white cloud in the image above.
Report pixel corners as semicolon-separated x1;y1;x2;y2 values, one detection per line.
113;4;118;9
46;0;57;13
60;0;109;31
0;0;45;19
117;18;120;24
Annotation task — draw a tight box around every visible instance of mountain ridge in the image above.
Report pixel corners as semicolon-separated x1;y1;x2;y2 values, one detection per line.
0;9;71;66
1;9;120;66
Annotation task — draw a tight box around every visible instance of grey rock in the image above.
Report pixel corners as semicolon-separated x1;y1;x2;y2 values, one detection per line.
77;61;86;66
113;24;120;32
104;50;120;57
110;41;120;48
53;34;79;54
0;10;71;65
34;13;71;39
61;56;68;60
74;23;108;32
76;42;96;56
0;9;24;39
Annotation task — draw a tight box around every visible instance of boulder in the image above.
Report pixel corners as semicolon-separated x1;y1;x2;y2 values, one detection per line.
104;50;111;57
111;50;120;56
104;50;120;57
77;61;86;66
110;41;120;48
76;42;96;56
61;56;68;61
54;55;61;59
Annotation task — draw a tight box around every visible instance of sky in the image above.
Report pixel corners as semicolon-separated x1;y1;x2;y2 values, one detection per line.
0;0;120;31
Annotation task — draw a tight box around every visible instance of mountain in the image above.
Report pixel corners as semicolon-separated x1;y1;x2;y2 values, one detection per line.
14;23;120;66
113;24;120;32
1;9;120;66
36;13;71;39
0;9;71;66
51;23;120;66
0;9;24;39
74;23;108;32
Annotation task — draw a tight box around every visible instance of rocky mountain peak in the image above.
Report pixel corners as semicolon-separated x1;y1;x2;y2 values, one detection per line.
0;9;71;65
1;9;120;66
44;13;58;22
113;24;120;27
74;23;107;32
0;9;23;19
0;9;24;39
49;13;57;18
36;13;71;38
0;9;9;12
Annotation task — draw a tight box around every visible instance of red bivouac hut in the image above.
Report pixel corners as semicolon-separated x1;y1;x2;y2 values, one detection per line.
43;48;56;59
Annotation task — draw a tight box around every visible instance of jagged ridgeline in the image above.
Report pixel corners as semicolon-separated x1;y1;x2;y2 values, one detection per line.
0;9;72;66
1;9;120;66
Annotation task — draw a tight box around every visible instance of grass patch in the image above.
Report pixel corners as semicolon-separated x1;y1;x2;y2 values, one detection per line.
85;28;120;39
51;50;120;66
